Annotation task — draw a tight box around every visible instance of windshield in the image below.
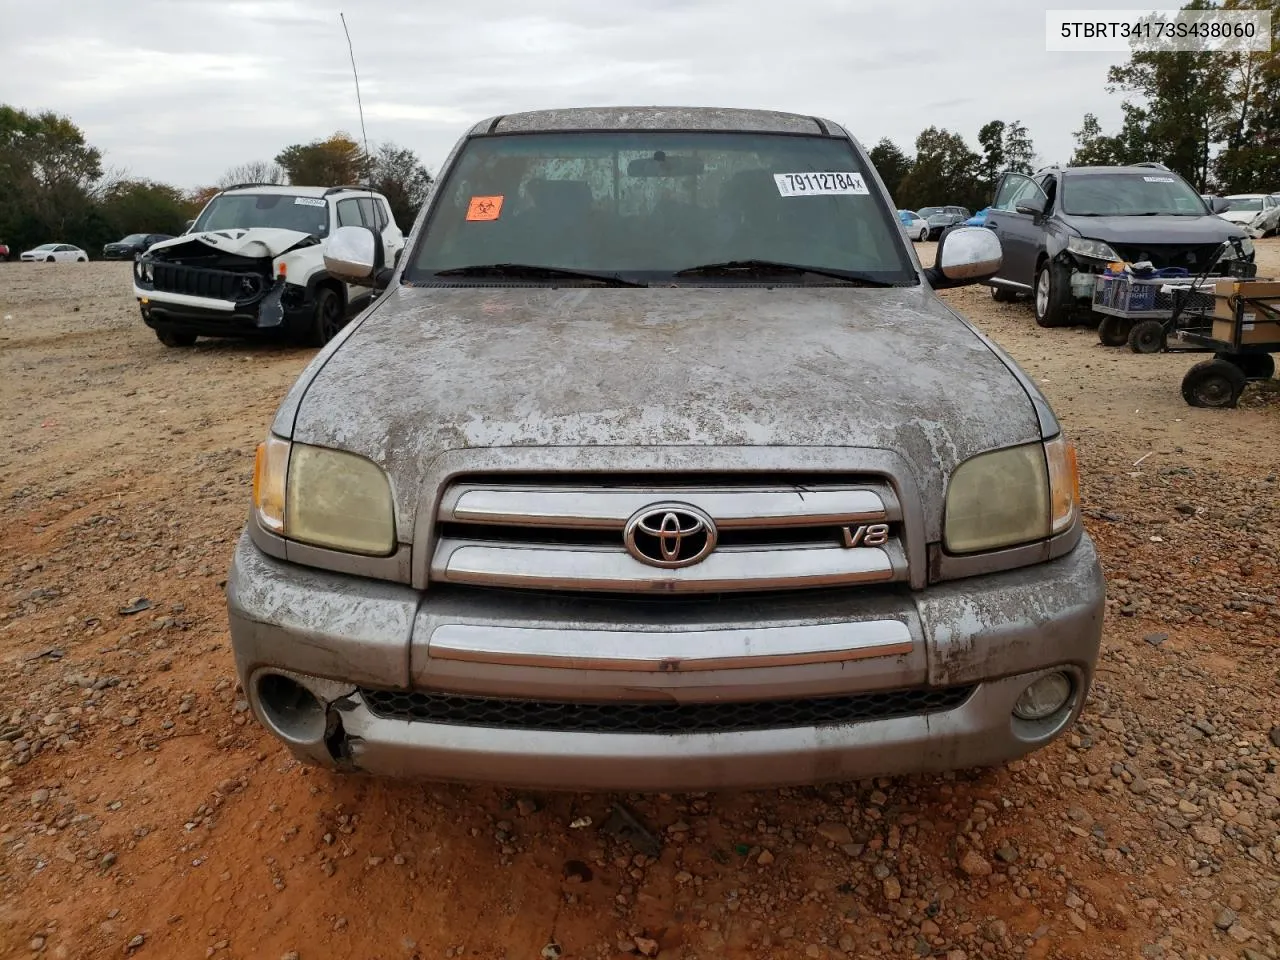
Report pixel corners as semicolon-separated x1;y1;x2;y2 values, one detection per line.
1223;197;1263;212
406;131;913;284
1061;173;1207;216
192;194;330;238
121;234;148;244
33;243;57;251
918;207;944;217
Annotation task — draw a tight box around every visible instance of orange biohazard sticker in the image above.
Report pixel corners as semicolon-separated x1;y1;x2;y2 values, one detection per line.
466;195;504;221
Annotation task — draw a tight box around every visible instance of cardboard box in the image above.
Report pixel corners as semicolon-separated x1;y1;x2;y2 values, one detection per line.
1212;279;1280;345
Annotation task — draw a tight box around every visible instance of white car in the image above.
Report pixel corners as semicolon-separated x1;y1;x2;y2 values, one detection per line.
21;243;88;262
897;209;929;242
1216;194;1280;238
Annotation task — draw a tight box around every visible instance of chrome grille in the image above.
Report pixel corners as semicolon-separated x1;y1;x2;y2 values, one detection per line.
430;479;908;594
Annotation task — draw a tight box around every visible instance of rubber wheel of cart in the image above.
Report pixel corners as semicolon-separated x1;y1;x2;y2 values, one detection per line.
1127;319;1167;354
1096;314;1132;347
991;285;1018;303
155;328;197;348
1033;261;1072;328
1181;359;1247;408
1216;351;1276;381
308;286;345;347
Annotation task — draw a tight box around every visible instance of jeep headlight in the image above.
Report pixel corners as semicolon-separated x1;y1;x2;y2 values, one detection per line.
252;435;396;556
1220;237;1254;259
944;436;1079;554
1066;236;1120;261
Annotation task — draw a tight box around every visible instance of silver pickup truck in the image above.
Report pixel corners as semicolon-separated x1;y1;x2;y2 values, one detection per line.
227;106;1105;791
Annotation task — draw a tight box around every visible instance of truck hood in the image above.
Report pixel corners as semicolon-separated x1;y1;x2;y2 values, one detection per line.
289;285;1043;540
147;227;316;259
1060;213;1246;244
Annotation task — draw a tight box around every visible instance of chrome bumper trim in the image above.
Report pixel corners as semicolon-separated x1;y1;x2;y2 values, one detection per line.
442;484;894;529
430;540;902;592
428;619;913;671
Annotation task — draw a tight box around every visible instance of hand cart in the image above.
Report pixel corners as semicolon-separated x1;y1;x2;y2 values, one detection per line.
1091;239;1257;354
1171;280;1279;408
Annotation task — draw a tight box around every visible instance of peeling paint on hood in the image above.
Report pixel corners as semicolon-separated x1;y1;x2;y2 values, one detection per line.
147;227;316;259
288;285;1043;541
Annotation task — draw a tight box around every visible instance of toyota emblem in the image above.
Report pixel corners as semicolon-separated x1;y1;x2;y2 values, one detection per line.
624;503;717;568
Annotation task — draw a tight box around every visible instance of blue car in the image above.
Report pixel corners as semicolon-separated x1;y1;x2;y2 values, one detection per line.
965;207;990;227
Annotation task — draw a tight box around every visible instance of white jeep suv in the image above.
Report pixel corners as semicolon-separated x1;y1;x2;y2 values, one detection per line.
133;184;405;347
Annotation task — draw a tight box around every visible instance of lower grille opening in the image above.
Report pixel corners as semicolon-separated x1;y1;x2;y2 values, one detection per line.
358;685;975;734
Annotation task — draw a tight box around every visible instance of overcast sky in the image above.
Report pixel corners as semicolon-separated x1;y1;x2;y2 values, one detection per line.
1;0;1141;188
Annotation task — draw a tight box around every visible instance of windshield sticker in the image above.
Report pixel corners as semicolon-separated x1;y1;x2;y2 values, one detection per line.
293;197;326;207
466;195;504;221
775;172;869;197
1143;176;1176;183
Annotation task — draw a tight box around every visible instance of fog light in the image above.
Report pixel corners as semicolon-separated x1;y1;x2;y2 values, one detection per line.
1013;672;1073;721
256;673;326;744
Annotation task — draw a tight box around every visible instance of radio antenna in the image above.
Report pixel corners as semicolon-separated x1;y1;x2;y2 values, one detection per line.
340;12;373;192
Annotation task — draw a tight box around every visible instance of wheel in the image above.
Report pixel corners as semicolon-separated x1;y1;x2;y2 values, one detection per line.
1033;261;1072;328
46;256;55;263
1182;359;1247;407
306;285;345;346
1216;351;1275;381
917;227;928;242
77;256;87;262
990;285;1017;303
155;328;197;347
1127;319;1167;354
1096;314;1133;346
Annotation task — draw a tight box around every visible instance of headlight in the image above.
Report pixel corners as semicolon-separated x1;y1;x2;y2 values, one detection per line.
1066;236;1120;261
944;436;1079;554
252;436;396;556
1220;237;1255;260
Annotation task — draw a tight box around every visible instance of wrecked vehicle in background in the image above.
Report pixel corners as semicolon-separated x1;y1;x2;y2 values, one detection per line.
133;184;405;347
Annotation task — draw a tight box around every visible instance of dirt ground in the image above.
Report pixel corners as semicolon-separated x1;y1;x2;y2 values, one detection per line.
1;243;1278;960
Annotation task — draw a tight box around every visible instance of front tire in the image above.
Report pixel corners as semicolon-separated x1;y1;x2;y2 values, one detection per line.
1033;261;1073;328
1097;314;1133;346
1127;319;1167;354
46;256;55;263
306;285;345;347
917;227;928;242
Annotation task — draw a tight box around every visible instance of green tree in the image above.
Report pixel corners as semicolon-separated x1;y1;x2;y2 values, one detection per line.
977;120;1006;188
367;142;434;229
275;132;369;187
866;138;913;202
1212;0;1280;191
0;105;105;251
99;180;192;236
896;127;982;210
1003;121;1036;174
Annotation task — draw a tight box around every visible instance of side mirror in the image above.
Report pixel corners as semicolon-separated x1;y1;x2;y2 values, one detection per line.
1014;195;1047;217
1209;197;1229;214
323;225;384;286
925;226;1002;289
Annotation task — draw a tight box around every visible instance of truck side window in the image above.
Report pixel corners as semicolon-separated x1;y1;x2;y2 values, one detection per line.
336;199;365;227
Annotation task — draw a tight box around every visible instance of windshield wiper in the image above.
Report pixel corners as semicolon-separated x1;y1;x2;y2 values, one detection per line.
432;263;646;287
672;259;898;286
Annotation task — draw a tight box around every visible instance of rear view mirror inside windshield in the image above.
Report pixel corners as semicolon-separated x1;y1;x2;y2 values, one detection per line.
627;152;704;177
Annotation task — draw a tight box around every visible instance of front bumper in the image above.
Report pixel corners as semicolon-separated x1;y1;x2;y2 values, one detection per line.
227;532;1105;791
135;282;310;338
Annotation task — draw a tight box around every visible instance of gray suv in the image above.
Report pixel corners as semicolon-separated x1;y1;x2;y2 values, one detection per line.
226;107;1104;791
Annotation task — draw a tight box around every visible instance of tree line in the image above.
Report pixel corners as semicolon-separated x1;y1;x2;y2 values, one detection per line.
873;0;1278;211
0;107;434;256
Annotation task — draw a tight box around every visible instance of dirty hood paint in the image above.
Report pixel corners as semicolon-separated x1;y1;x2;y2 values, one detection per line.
147;227;315;259
290;285;1042;540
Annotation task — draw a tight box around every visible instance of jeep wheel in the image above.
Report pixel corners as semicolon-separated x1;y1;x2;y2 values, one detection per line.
308;286;345;346
1127;319;1166;354
1096;314;1132;347
990;285;1018;303
1181;359;1247;408
155;328;197;348
1033;261;1072;328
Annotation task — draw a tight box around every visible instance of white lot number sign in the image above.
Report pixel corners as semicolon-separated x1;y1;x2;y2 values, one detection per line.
775;172;869;197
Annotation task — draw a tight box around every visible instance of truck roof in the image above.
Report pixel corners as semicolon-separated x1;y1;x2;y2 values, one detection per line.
469;106;844;138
